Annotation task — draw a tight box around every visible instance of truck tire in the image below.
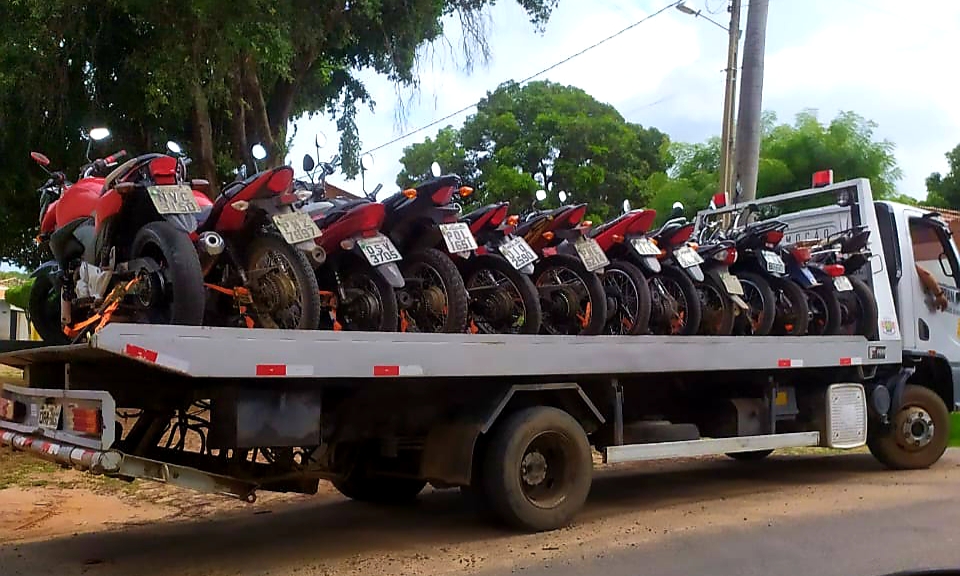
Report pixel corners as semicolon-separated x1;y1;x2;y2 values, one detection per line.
482;406;592;532
333;471;427;504
867;385;949;470
726;449;774;461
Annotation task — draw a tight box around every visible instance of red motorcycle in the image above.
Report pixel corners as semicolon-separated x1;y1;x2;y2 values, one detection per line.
28;129;208;344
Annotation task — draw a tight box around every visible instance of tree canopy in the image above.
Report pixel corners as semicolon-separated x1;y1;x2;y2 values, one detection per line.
925;144;960;209
397;80;669;221
0;0;557;268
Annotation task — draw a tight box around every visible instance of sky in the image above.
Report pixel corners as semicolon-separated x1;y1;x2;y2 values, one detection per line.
286;0;960;202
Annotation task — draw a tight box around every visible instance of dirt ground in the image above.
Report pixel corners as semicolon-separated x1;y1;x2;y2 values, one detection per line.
1;446;957;576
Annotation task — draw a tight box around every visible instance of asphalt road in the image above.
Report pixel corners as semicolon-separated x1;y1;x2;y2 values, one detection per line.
3;449;960;576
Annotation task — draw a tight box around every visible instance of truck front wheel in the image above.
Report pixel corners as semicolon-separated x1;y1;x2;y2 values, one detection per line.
482;406;592;532
868;385;949;470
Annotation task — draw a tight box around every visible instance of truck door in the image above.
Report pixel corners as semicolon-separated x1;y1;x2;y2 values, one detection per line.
905;214;960;359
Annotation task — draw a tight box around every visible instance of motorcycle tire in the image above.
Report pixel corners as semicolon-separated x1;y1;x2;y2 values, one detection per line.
399;247;469;333
534;254;607;336
244;233;322;330
602;259;651;335
769;277;809;336
337;260;399;332
805;284;843;336
647;265;701;336
463;254;542;335
697;275;735;336
839;276;879;339
28;273;69;345
131;221;205;326
733;272;776;336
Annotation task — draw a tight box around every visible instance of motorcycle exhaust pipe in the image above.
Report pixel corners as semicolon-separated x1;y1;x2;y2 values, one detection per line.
196;231;225;275
307;245;326;267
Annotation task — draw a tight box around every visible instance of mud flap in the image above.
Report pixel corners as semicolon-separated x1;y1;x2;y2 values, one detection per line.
730;293;750;310
376;262;406;288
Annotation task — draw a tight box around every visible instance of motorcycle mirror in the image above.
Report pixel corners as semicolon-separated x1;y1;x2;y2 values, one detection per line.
360;153;375;171
430;161;442;178
622;199;631;213
672;201;684;211
166;141;183;155
535;189;547;202
88;127;111;141
30;152;50;167
558;190;568;204
251;144;268;161
372;183;383;198
315;132;327;149
302;154;316;173
238;165;248;179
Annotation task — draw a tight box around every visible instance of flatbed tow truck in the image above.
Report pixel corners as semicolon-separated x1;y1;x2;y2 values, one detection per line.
1;178;958;532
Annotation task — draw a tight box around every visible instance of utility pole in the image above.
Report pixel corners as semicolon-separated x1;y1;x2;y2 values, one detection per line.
718;0;742;206
733;0;769;202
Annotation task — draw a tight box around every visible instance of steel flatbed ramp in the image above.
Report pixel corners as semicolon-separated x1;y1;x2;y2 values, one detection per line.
0;324;898;380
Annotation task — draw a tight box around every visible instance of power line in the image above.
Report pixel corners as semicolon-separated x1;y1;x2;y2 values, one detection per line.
362;0;682;155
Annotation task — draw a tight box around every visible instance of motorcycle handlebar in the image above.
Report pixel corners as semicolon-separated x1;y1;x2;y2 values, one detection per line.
105;149;127;165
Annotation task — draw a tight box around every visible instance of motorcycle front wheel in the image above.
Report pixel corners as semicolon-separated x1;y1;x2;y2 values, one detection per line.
336;260;399;332
244;233;322;330
534;254;607;336
130;221;206;326
463;254;542;335
647;265;701;336
28;273;69;345
398;248;469;333
601;259;650;335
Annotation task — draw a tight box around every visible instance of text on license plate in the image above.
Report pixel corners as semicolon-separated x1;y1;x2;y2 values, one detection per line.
674;246;704;268
574;238;609;272
631;237;661;256
762;250;786;274
147;185;201;214
439;223;479;254
273;212;322;244
834;275;853;291
357;235;403;266
38;404;62;430
499;236;538;270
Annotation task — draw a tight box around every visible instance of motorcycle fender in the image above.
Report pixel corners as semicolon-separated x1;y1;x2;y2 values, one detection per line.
376;262;406;288
639;256;661;274
163;213;199;234
729;293;750;310
31;260;60;280
519;262;535;275
685;264;705;283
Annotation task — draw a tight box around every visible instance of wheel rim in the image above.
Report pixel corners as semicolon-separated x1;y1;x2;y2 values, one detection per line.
248;247;306;329
740;279;766;333
341;272;386;331
774;286;803;335
467;268;528;334
405;261;449;332
896;406;936;451
518;431;572;509
806;289;829;336
697;283;727;335
648;276;689;335
536;265;592;335
602;268;641;335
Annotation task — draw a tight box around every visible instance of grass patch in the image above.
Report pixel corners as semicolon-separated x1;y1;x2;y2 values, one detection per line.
0;447;58;490
950;413;960;447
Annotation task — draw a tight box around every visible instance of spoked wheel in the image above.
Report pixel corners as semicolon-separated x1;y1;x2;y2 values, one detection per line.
464;255;542;334
130;222;205;326
769;277;809;336
534;254;607;335
245;233;322;330
398;248;469;333
732;272;776;336
601;260;651;335
805;284;842;336
647;266;701;335
338;261;399;332
28;273;70;345
837;276;879;338
696;277;734;335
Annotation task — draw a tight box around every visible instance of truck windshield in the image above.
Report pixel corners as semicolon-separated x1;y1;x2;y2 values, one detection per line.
909;217;960;289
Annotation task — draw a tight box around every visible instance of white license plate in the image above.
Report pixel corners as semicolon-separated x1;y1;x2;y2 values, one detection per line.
272;212;322;244
574;238;609;272
147;185;201;214
631;237;661;256
762;250;786;274
499;236;538;270
38;403;61;430
674;245;704;268
719;271;744;295
439;223;478;254
834;275;853;292
357;235;402;266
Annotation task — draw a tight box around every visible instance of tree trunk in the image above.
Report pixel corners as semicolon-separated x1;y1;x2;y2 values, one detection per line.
241;55;276;166
190;76;219;196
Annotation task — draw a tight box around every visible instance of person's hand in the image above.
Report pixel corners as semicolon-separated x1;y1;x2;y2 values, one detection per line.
935;290;949;311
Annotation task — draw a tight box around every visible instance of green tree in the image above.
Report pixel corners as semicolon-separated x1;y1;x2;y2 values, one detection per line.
397;80;669;221
0;0;557;268
925;144;960;209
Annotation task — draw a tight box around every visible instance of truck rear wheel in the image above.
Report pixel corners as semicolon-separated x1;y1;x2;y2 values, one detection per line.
868;385;949;470
482;406;592;532
333;471;426;504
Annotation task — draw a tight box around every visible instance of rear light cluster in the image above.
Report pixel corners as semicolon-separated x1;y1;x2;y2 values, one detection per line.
432;186;455;205
824;264;846;277
765;230;784;246
791;246;812;263
267;168;294;193
565;206;587;226
668;224;694;246
712;248;738;266
65;406;102;435
489;205;508;227
625;210;657;235
0;397;24;422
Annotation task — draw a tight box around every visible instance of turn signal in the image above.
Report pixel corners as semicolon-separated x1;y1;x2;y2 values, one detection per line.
582;220;593;228
340;238;356;250
67;406;101;435
231;200;250;211
506;215;519;226
402;188;417;199
459;186;474;198
542;231;555;241
612;234;624;243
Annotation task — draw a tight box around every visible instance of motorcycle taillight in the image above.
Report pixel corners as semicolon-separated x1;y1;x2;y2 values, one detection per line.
713;248;738;266
431;186;455;205
765;230;784;245
625;210;657;235
668;224;694;246
563;205;587;227
149;156;177;185
350;203;386;232
791;246;812;263
267;167;294;193
824;263;846;277
489;204;508;227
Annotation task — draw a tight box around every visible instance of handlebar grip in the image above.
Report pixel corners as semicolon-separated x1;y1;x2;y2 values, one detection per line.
105;149;127;164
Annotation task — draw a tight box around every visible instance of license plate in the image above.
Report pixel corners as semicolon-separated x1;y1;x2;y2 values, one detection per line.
499;236;538;270
38;403;61;430
272;212;322;244
439;223;478;254
762;250;786;274
574;238;609;272
834;275;853;292
147;185;201;214
631;237;661;256
719;271;744;295
674;245;704;268
357;235;402;266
